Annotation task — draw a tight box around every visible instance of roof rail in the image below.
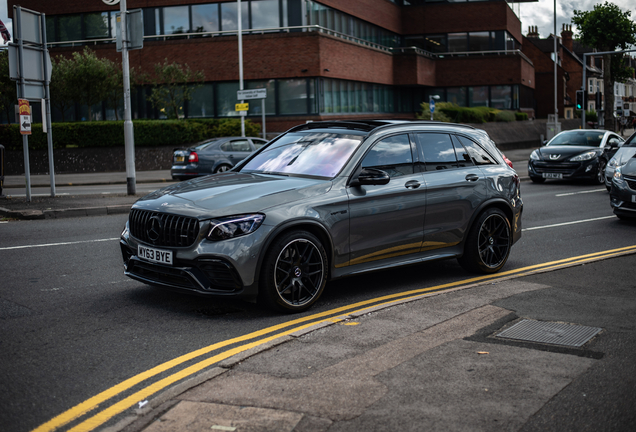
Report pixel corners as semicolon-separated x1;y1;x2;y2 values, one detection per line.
288;120;479;134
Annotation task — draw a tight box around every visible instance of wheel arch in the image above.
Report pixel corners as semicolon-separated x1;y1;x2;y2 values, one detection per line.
460;198;515;254
254;219;335;287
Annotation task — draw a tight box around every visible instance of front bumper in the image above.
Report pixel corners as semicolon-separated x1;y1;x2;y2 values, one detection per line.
609;176;636;219
120;221;274;301
528;159;599;181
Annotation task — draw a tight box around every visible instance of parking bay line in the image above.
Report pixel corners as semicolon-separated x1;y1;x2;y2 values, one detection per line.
523;215;615;231
556;188;607;196
0;238;119;251
34;244;636;432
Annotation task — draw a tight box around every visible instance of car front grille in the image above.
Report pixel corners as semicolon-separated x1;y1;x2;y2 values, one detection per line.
532;161;579;174
129;209;199;247
625;175;636;191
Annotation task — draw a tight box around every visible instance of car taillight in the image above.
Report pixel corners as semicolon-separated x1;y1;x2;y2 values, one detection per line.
189;152;199;163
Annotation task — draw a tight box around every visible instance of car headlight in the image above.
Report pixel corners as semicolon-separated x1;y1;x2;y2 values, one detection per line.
207;214;265;241
569;151;597;162
608;157;618;168
529;150;540;161
613;167;624;184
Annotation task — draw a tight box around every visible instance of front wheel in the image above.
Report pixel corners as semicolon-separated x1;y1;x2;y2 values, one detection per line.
458;208;512;274
259;230;328;313
595;159;607;185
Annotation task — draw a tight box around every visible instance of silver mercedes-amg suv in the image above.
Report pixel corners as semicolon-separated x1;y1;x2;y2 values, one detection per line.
121;120;523;312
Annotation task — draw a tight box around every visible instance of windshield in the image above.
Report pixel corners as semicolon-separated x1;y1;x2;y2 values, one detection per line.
547;131;604;147
240;132;363;178
623;132;636;147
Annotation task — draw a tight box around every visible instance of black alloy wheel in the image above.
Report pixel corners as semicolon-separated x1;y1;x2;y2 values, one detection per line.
458;208;511;274
260;230;328;312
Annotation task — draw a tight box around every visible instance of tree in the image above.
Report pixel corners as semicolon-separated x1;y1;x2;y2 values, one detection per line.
572;2;636;130
147;59;205;119
49;55;77;122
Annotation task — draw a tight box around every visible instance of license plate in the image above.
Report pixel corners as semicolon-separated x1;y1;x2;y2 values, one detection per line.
176;156;185;163
542;173;563;179
138;245;173;265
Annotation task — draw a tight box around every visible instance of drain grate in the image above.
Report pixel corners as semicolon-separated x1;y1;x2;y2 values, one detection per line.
496;319;601;347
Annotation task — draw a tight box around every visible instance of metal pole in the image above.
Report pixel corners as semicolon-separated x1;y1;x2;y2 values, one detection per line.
15;7;31;202
582;54;587;129
238;0;245;137
121;0;136;195
261;99;266;139
553;0;558;120
41;13;55;197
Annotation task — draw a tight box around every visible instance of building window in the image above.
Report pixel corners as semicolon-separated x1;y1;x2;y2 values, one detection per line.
192;4;220;32
58;15;81;42
85;12;110;39
188;83;214;118
469;86;489;107
251;0;280;30
220;2;249;32
469;32;489;52
448;33;467;52
164;6;189;34
447;87;467;106
491;85;512;109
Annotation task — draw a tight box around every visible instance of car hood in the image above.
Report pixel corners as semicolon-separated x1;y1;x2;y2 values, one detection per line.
132;172;332;219
612;147;636;166
537;145;600;161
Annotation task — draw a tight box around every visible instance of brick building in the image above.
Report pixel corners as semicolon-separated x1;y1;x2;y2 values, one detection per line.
8;0;537;132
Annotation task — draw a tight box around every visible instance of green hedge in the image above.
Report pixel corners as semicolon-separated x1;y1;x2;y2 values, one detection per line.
0;118;262;151
515;112;529;121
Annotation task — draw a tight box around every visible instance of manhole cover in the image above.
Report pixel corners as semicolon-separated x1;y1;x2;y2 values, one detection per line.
496;319;601;347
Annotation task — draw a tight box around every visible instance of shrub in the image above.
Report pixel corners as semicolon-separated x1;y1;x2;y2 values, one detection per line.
495;111;516;122
416;101;451;122
0;118;262;151
515;112;529;121
585;110;598;122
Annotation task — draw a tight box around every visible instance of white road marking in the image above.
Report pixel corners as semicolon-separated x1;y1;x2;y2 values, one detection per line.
556;188;606;196
0;237;119;251
523;215;615;231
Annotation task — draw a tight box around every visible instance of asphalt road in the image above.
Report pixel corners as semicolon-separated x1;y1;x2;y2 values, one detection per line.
0;180;635;432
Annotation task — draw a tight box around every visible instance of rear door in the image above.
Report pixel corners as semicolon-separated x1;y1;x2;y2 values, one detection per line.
416;132;487;251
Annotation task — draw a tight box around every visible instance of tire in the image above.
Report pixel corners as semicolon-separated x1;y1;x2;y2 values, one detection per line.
595;159;607;185
530;176;545;183
458;208;512;274
214;164;232;173
259;230;328;313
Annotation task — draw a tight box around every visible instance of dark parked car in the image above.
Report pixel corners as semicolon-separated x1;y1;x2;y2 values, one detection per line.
171;136;268;180
121;121;523;312
527;129;624;184
605;131;636;191
609;154;636;220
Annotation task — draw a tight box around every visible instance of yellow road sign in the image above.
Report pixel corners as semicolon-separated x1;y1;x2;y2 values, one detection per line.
235;103;249;111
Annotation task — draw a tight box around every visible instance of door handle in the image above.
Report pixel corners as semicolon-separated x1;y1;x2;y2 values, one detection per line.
405;180;421;189
465;174;479;182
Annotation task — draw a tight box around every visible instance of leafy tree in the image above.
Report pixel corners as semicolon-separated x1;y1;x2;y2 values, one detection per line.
572;2;636;129
49;55;77;122
147;59;205;119
0;50;17;122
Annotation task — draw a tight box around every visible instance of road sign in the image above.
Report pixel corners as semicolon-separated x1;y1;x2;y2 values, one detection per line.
19;99;31;135
235;103;249;111
237;89;267;100
430;99;435;113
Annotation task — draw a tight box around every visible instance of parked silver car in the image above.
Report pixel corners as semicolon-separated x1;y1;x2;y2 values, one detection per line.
121;121;523;312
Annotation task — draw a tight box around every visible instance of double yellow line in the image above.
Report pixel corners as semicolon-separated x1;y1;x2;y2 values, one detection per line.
34;245;636;432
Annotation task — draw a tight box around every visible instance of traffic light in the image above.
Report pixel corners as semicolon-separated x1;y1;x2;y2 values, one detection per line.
576;90;584;110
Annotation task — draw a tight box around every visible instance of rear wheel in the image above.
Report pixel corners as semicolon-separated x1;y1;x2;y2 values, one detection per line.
214;164;232;173
259;230;328;313
458;208;512;274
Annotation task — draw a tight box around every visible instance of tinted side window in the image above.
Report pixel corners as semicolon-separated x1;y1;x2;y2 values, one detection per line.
416;133;457;171
362;134;414;178
252;139;268;149
456;136;496;165
451;136;473;168
222;140;251;152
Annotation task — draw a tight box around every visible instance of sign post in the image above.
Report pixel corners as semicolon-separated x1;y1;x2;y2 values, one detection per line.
237;88;268;138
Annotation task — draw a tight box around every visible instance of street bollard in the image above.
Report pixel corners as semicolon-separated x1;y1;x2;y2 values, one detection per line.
0;144;4;198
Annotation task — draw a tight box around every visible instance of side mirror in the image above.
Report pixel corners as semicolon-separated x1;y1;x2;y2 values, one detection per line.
350;167;390;187
607;138;620;148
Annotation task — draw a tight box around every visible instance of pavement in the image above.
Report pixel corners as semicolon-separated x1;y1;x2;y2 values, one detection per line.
0;147;537;220
2;144;636;431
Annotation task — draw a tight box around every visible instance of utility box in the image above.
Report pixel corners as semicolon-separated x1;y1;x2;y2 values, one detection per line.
546;114;561;140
